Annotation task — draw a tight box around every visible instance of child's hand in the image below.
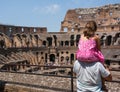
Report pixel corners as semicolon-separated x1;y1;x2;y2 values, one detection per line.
104;64;112;71
104;64;109;69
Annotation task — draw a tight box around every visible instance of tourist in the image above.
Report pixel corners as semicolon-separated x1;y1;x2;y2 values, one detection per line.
74;21;112;91
73;60;112;92
76;21;104;64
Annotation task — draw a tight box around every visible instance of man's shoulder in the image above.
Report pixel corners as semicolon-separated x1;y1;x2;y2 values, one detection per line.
96;62;102;65
74;60;80;65
95;62;104;68
74;60;103;66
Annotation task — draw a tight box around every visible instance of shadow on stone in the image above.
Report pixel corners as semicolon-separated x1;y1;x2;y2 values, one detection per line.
0;80;6;92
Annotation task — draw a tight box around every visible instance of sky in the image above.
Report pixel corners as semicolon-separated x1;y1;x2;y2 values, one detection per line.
0;0;120;32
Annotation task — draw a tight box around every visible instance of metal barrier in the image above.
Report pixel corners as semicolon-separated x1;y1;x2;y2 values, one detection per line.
0;64;120;92
0;64;74;92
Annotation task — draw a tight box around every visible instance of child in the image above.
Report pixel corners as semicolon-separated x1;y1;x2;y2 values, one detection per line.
76;21;106;91
76;27;104;63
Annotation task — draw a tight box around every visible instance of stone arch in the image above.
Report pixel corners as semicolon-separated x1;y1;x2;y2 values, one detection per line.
118;39;120;45
114;32;120;45
70;35;74;40
100;35;106;46
70;40;74;46
65;56;69;64
70;53;75;64
61;56;64;61
34;34;39;47
4;34;12;48
0;33;5;48
114;33;120;42
38;39;42;47
13;34;22;47
65;41;69;46
16;34;21;40
45;53;48;63
76;35;80;46
49;54;55;62
111;26;114;31
43;41;46;47
30;34;37;47
53;35;57;46
21;34;27;47
47;37;52;47
60;41;64;46
106;35;112;46
70;54;75;62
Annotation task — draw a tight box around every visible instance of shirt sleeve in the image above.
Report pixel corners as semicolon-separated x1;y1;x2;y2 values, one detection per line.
73;60;81;74
99;63;110;78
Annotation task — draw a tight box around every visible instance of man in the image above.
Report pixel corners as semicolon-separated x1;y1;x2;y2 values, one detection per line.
73;60;112;92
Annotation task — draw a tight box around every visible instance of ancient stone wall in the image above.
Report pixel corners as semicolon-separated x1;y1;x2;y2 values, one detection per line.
0;24;47;36
61;4;120;33
0;72;75;92
0;71;120;92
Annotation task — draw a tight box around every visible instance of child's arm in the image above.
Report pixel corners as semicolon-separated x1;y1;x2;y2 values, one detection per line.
104;65;112;81
94;35;101;51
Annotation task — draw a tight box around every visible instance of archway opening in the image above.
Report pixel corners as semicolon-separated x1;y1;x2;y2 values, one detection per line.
47;37;52;46
106;35;112;46
50;54;55;62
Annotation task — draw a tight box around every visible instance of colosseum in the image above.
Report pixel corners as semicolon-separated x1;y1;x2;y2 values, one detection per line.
0;3;120;92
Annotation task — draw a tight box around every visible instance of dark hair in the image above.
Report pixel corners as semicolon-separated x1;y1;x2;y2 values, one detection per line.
83;27;94;38
84;21;97;38
85;21;97;31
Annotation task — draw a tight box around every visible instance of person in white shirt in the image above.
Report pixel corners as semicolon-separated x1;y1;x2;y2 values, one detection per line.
73;60;112;92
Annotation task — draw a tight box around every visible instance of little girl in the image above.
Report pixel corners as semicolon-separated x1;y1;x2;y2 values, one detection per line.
76;21;106;91
76;27;104;63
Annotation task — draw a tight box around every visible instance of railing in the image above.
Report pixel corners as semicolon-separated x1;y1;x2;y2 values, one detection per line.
0;64;120;92
0;64;75;92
